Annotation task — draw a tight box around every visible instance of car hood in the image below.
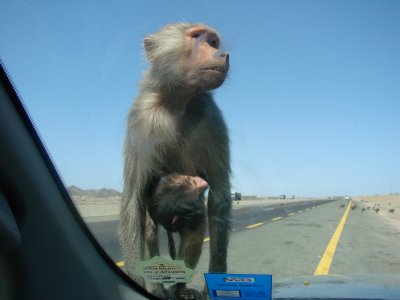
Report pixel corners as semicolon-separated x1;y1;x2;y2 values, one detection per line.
273;274;400;299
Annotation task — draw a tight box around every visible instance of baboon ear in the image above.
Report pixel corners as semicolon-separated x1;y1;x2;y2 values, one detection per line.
144;37;156;62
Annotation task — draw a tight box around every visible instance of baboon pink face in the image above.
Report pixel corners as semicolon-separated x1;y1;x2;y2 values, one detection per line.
183;26;229;90
144;23;229;93
189;175;208;192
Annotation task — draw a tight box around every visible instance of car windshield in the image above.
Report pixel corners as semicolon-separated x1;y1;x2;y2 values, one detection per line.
1;1;400;299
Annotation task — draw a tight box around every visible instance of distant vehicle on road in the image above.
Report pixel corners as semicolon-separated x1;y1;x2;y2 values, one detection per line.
231;192;242;201
345;196;351;200
280;194;286;200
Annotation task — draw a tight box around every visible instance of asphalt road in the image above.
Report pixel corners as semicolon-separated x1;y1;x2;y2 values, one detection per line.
190;199;400;289
84;198;400;292
85;199;332;264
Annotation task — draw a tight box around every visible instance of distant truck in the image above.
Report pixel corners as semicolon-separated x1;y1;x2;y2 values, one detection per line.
231;192;242;201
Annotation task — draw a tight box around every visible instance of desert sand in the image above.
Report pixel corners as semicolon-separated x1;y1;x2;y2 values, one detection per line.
353;194;400;230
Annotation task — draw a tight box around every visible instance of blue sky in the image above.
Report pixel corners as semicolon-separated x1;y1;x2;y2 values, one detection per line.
1;1;399;197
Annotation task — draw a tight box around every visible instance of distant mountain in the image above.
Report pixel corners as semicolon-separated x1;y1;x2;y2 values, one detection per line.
67;185;121;198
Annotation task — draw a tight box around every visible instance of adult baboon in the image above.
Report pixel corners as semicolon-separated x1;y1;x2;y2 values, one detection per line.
120;23;231;299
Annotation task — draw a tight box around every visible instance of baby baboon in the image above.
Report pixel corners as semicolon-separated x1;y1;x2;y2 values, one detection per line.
389;208;395;213
120;23;231;299
148;173;209;259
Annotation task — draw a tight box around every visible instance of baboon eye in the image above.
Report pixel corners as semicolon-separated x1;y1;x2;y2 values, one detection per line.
207;36;219;49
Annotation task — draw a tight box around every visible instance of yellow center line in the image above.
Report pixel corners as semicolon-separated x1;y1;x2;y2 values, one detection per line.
272;217;283;221
116;261;124;267
246;222;264;229
288;213;295;216
314;201;352;275
203;237;210;242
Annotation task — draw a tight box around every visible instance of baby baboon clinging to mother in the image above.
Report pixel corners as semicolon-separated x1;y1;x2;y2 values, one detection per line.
149;173;209;233
120;23;231;299
148;173;209;260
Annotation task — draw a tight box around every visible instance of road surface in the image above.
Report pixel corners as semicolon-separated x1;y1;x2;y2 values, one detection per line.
84;198;400;291
85;199;331;263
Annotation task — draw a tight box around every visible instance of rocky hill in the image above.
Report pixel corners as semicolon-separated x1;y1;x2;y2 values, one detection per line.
67;185;121;201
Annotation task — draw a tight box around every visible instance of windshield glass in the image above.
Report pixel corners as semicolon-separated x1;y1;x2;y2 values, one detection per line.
1;1;400;299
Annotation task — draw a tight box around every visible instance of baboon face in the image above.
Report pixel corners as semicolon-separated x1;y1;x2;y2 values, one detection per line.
182;26;229;91
144;23;229;93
